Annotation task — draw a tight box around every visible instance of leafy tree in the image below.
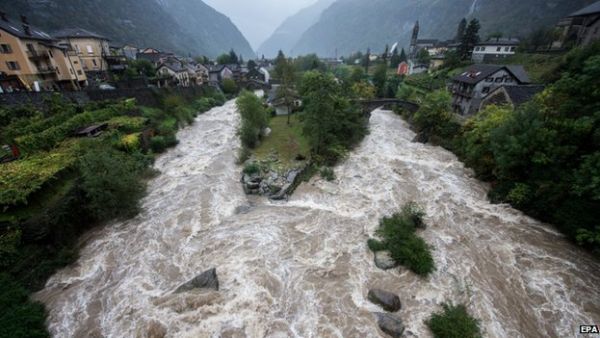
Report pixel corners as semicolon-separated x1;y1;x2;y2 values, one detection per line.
221;78;238;94
274;56;297;124
300;71;367;163
236;91;268;149
216;53;232;65
294;54;326;72
413;90;460;140
78;144;146;220
351;81;376;99
123;59;156;79
229;49;239;64
350;67;366;84
194;56;209;64
373;63;388;98
416;48;431;65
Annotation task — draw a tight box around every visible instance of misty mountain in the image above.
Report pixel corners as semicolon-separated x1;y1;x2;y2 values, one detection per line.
257;0;336;58
292;0;593;57
0;0;254;58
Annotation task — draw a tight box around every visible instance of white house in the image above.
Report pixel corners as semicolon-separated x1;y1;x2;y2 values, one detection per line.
471;38;519;63
157;60;190;87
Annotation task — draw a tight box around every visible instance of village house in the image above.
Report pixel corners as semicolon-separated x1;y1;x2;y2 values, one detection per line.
208;64;233;83
193;63;209;84
53;28;110;75
156;58;191;87
136;48;174;65
267;84;301;116
554;1;600;49
0;13;87;92
451;64;530;115
480;84;545;111
471;38;519;63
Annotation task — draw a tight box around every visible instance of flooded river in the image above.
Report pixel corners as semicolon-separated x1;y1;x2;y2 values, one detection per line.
36;100;600;338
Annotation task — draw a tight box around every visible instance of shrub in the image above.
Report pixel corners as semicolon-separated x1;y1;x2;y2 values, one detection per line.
221;78;238;95
150;136;167;153
243;162;260;175
369;203;434;276
0;273;49;338
77;145;145;220
320;167;335;181
426;303;482;338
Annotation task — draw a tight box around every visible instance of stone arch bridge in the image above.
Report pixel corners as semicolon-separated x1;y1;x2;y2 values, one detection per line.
354;99;420;116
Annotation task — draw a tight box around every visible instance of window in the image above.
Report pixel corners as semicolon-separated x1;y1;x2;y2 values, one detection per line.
504;47;510;52
92;59;97;67
482;86;490;94
486;77;493;82
0;43;12;53
510;46;516;52
505;78;513;83
86;45;93;54
496;47;502;52
74;60;78;64
77;70;83;75
495;77;503;83
5;61;20;70
56;67;60;74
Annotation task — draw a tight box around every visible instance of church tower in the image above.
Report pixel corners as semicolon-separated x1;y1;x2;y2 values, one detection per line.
409;20;419;58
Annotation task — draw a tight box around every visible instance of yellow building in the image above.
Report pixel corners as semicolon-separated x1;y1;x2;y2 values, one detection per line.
53;28;110;74
0;14;87;92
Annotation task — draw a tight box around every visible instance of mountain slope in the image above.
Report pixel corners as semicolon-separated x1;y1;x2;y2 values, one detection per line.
0;0;253;58
257;0;336;58
292;0;593;57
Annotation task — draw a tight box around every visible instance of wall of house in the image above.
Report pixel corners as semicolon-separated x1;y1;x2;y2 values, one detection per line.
472;45;516;63
64;37;109;72
452;69;518;115
582;15;600;46
0;31;42;90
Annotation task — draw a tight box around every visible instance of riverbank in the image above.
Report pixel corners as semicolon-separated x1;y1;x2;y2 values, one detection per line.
0;88;227;337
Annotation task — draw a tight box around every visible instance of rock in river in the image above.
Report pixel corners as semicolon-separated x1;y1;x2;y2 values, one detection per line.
175;268;219;293
374;312;405;337
368;289;401;312
374;251;398;270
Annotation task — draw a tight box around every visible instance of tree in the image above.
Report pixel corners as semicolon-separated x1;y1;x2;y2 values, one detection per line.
416;48;431;65
229;49;239;64
194;56;209;64
247;59;257;72
399;48;407;62
217;53;231;65
460;19;481;60
373;63;388;98
363;48;371;73
237;91;268;148
274;56;297;124
412;90;459;140
390;48;401;68
300;71;367;163
382;44;390;63
221;78;238;94
351;81;376;100
455;18;467;42
350;67;366;84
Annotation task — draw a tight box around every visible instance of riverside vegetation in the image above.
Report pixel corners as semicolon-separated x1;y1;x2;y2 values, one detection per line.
0;88;227;337
396;42;600;257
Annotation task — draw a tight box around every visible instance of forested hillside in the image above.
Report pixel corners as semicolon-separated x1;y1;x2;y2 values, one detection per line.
292;0;593;56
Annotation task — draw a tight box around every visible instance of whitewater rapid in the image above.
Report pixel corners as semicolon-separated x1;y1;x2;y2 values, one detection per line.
36;100;600;338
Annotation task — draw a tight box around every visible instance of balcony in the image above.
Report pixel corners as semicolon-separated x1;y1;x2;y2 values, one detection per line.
36;66;57;75
26;50;50;61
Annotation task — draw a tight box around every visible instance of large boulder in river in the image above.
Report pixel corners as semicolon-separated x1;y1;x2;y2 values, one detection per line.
374;312;405;337
374;251;398;270
368;289;401;312
175;268;219;293
270;183;291;200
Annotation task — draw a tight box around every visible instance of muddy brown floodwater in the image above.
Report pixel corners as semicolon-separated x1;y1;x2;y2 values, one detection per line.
36;100;600;338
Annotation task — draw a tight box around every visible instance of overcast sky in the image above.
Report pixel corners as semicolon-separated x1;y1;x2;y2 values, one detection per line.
203;0;318;50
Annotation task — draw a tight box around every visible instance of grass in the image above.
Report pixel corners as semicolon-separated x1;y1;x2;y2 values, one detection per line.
368;202;434;276
253;114;310;170
426;303;482;338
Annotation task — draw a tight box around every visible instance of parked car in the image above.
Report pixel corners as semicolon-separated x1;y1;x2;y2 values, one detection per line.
98;83;116;90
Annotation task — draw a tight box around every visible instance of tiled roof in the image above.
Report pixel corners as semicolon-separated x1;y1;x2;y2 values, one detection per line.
52;28;108;40
0;17;53;41
570;1;600;17
453;64;530;85
503;85;545;106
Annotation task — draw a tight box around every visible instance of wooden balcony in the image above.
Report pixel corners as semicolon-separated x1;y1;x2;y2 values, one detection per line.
26;50;50;61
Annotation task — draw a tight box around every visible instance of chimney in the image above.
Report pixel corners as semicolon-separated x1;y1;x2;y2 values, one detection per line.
20;15;31;35
0;10;7;22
